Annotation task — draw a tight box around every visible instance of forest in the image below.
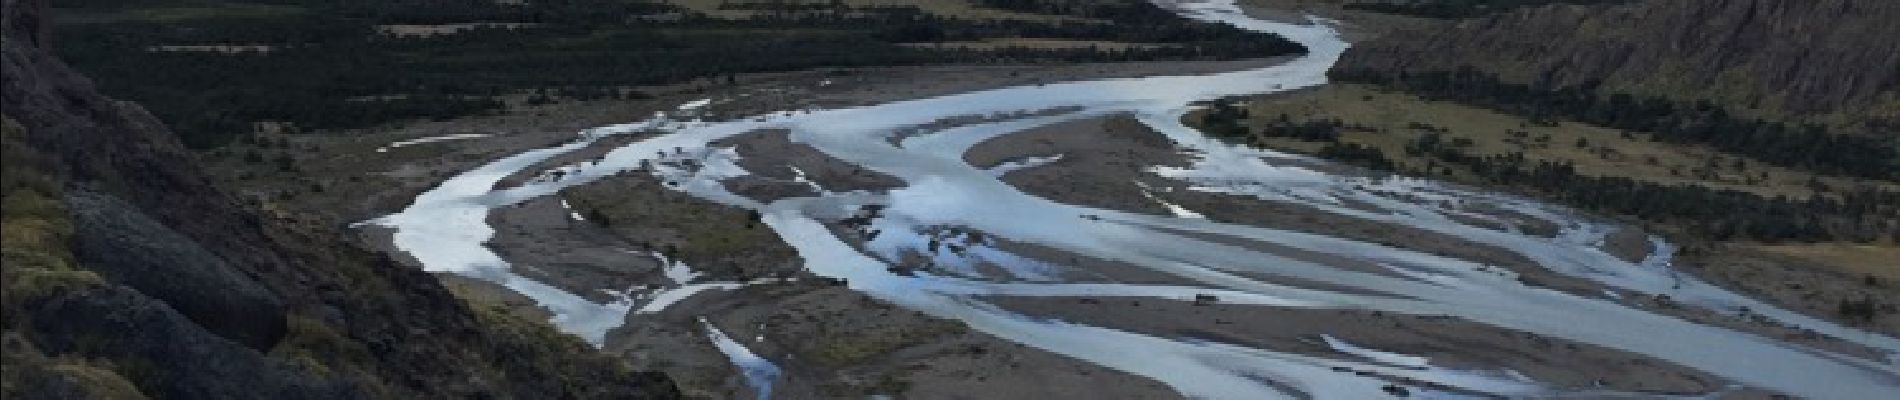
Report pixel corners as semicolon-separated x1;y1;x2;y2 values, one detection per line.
1330;67;1900;181
52;0;1303;148
1199;99;1900;244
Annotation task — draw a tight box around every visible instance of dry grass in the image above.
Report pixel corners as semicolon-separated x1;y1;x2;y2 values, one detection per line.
1751;243;1900;283
435;274;555;322
1238;84;1896;199
1230;84;1899;281
563;173;799;280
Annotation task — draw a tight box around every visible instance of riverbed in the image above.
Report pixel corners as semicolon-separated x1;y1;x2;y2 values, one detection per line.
367;0;1900;398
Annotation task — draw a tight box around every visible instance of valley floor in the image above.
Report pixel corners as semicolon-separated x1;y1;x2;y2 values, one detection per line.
1198;83;1899;337
196;4;1898;399
205;57;1292;398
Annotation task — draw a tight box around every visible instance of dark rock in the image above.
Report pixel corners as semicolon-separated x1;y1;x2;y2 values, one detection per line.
3;0;680;397
66;189;287;350
27;284;354;399
1193;294;1219;306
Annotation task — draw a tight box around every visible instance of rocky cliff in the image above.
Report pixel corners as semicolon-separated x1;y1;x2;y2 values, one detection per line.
1333;0;1900;125
0;0;678;398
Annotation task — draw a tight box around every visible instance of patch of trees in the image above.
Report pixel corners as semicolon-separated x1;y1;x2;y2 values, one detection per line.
1400;130;1899;242
1837;296;1881;324
1340;0;1631;19
1315;143;1398;171
1406;132;1892;242
1332;67;1900;180
54;0;1303;149
1257;114;1375;142
1198;99;1250;138
1195;110;1900;242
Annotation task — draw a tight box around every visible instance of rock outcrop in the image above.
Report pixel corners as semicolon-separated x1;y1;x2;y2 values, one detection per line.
1333;0;1900;123
64;189;290;351
0;0;679;398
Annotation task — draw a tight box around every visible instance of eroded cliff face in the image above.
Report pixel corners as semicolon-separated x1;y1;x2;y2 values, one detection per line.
1333;0;1900;124
0;0;678;397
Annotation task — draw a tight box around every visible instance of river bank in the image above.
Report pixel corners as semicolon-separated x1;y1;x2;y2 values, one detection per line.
213;1;1899;398
1189;82;1900;338
203;54;1305;398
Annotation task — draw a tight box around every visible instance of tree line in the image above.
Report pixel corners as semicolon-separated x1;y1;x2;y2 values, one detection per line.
1401;131;1899;243
54;0;1303;149
1331;67;1900;180
1197;100;1900;243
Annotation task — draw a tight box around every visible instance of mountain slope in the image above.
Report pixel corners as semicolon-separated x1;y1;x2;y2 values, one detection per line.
1;0;678;397
1332;0;1900;125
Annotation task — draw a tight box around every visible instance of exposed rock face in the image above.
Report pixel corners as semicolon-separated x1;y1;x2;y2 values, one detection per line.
65;189;289;351
27;285;355;399
1;0;679;398
1333;0;1900;122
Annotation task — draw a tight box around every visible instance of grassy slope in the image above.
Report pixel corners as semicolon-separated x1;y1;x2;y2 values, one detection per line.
1211;84;1897;285
1239;84;1896;199
1753;243;1900;284
1231;1;1896;273
0;116;136;400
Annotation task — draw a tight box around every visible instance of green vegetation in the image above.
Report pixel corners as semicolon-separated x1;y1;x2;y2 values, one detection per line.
0;116;132;399
0;116;102;317
53;0;1302;149
804;317;964;368
40;358;147;400
1;112;661;398
1754;243;1900;284
269;315;374;382
0;338;149;400
1332;67;1900;180
464;302;657;398
1839;296;1881;323
1392;131;1898;242
565;173;799;279
1195;88;1900;244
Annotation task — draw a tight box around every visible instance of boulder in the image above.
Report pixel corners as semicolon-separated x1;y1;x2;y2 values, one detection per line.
66;189;286;350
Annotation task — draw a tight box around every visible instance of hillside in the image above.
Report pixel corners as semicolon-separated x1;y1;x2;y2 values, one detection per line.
1;0;678;397
1332;0;1900;126
1189;0;1899;335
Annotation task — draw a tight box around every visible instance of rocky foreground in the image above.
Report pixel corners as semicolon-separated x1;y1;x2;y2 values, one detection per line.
0;0;678;397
